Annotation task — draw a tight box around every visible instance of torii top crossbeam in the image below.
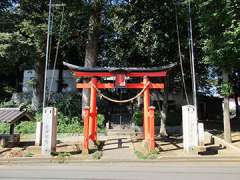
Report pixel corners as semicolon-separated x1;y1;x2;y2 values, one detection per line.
63;61;176;77
63;61;177;89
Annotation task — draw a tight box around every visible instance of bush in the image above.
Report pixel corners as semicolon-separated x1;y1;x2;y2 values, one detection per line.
15;121;36;134
133;111;143;126
57;112;83;133
0;100;17;108
51;93;82;117
0;123;10;133
133;110;161;126
0;122;36;134
97;114;105;128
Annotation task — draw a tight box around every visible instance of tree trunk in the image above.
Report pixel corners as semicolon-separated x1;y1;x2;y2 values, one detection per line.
58;62;63;93
81;1;101;118
160;77;169;137
32;58;45;111
223;71;232;143
234;95;239;118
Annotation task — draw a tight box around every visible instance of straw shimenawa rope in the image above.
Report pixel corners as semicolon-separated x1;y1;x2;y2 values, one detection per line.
90;82;150;103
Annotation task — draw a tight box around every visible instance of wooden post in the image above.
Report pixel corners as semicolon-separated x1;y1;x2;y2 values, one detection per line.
83;106;90;154
143;76;150;140
89;77;97;141
148;106;155;150
10;124;15;135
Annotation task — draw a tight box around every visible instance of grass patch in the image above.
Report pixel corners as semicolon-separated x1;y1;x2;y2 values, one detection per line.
54;152;71;163
24;151;34;157
134;149;159;160
92;150;103;160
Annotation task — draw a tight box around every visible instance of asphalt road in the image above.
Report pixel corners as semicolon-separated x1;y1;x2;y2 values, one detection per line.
0;162;240;180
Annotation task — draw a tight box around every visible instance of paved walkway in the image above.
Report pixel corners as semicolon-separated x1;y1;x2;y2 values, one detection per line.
101;135;137;161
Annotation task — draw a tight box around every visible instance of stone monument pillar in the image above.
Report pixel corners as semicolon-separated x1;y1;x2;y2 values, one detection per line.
41;107;57;156
35;122;42;146
182;105;198;153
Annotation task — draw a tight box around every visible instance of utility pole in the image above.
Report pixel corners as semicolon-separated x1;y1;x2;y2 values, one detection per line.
43;2;65;108
188;0;198;119
42;0;53;109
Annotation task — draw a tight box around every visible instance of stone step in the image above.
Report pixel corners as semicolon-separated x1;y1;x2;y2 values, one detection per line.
107;129;135;136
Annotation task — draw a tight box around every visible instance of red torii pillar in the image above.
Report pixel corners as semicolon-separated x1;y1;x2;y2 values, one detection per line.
143;76;150;140
83;106;90;154
89;77;98;141
148;106;155;150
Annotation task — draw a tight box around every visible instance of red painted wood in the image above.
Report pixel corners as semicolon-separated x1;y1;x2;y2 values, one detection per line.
148;106;155;151
115;74;126;87
127;71;167;77
74;71;113;77
76;83;164;89
83;107;90;154
143;77;150;140
89;78;97;141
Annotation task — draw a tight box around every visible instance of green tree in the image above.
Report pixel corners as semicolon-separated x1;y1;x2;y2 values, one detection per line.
82;0;103;116
200;0;240;142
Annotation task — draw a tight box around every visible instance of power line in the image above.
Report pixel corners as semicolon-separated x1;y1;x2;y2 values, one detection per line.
174;1;190;105
48;5;65;101
42;0;53;109
188;0;198;117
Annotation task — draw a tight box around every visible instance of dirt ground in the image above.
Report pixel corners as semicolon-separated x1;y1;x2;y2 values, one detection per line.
0;134;101;159
1;131;240;160
132;131;240;158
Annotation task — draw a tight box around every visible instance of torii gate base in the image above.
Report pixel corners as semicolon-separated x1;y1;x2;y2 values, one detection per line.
63;62;176;154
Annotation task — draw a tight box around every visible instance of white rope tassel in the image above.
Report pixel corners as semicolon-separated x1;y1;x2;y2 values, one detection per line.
90;82;150;103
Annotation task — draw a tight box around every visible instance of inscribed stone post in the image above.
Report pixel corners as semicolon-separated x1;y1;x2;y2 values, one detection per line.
41;107;57;156
182;105;198;153
35;122;42;146
198;122;205;146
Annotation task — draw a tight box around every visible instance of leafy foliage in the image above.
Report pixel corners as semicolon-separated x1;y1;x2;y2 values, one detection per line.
97;114;105;129
0;123;10;133
15;121;36;134
0;122;36;134
57;112;83;133
200;0;240;71
132;110;161;126
220;81;233;97
50;93;82;117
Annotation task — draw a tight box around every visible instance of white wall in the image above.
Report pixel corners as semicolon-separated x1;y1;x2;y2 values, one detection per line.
22;70;76;93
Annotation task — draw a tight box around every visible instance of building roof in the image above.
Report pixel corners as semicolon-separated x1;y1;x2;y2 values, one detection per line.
0;108;34;124
63;61;177;72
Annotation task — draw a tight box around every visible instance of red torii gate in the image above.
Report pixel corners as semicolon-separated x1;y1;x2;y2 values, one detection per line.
64;62;176;153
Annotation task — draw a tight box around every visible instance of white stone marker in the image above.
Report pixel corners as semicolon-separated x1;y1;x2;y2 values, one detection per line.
198;122;205;146
35;122;42;146
182;105;198;153
41;107;57;156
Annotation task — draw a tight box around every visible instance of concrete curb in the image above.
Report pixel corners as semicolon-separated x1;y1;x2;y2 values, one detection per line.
1;156;240;165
